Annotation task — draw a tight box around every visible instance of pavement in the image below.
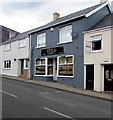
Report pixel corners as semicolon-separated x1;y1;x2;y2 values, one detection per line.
0;75;113;102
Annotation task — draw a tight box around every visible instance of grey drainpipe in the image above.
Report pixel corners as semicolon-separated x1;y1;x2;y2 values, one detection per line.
28;33;31;79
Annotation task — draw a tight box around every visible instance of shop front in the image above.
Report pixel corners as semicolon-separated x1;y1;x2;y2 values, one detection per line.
34;47;74;82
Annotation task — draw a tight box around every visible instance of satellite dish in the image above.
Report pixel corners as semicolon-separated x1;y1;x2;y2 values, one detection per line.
70;32;78;38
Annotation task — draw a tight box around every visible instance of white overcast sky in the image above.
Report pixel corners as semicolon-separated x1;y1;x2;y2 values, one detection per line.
0;0;113;33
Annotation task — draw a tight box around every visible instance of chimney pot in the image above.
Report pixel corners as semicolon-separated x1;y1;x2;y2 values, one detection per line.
53;12;60;20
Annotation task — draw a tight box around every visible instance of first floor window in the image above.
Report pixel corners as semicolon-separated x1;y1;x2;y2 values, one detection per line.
4;43;11;51
35;58;46;75
19;40;26;48
59;25;72;43
91;35;102;51
58;55;74;76
37;33;46;47
4;60;11;69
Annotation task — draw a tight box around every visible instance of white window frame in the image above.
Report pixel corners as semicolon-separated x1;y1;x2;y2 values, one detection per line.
19;40;26;48
47;58;54;76
4;43;11;51
3;60;11;69
36;33;46;48
59;25;72;44
91;35;102;52
57;55;74;77
35;58;47;76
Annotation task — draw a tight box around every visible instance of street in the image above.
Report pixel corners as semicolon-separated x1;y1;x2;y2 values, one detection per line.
1;78;112;119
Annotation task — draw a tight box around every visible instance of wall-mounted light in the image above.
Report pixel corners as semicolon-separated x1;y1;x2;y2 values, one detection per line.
14;58;17;61
50;27;54;32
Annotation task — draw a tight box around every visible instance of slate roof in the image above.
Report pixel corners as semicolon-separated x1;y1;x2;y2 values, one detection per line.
87;13;113;31
1;2;110;45
29;2;109;34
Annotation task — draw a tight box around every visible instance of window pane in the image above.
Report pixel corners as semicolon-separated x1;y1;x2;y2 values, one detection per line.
4;60;11;68
91;35;101;41
59;57;65;64
59;65;73;76
66;56;72;63
92;40;101;51
111;70;113;79
36;59;40;65
41;59;45;65
105;70;109;79
47;66;53;75
4;61;6;68
37;33;45;47
19;40;25;47
4;44;11;51
48;58;53;65
60;25;72;43
9;61;11;68
35;66;45;75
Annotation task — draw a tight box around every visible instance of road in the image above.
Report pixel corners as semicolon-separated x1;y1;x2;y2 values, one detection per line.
0;78;112;119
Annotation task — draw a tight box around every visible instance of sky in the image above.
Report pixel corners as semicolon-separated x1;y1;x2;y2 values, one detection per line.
0;0;113;33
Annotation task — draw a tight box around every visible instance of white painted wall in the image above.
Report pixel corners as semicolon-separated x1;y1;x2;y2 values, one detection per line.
84;28;113;92
1;37;29;77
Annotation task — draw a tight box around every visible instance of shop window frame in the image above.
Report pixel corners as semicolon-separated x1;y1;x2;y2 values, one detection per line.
57;55;74;77
35;58;46;76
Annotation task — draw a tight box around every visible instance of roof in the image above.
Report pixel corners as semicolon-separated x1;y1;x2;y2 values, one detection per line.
0;25;20;34
86;13;113;31
29;2;111;34
1;1;112;45
1;31;30;45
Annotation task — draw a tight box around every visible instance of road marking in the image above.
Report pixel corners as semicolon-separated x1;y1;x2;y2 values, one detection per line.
0;90;17;98
44;107;76;120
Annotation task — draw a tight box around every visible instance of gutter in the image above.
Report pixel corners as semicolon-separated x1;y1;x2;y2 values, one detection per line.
29;2;111;35
28;14;85;34
83;25;113;34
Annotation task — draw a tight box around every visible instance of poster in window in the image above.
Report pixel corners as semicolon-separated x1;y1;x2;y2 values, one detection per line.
86;41;91;52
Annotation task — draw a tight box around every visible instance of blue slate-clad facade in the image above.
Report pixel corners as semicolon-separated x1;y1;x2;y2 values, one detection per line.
29;2;111;89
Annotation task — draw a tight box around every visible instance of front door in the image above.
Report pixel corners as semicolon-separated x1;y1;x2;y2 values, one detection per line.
86;65;94;90
104;65;113;91
21;59;24;74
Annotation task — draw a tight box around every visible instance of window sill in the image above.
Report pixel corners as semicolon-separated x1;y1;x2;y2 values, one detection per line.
4;50;11;52
35;75;53;77
57;75;74;78
35;45;46;49
3;68;11;70
91;50;103;53
57;41;72;45
18;46;26;49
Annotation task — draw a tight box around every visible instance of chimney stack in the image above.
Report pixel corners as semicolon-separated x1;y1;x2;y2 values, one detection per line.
100;0;108;3
53;12;60;20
